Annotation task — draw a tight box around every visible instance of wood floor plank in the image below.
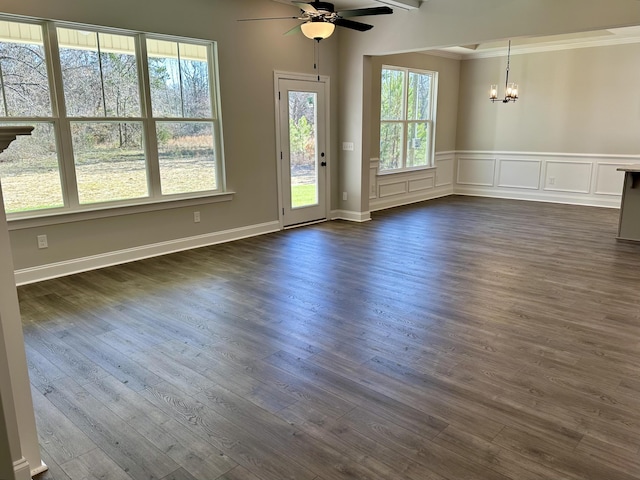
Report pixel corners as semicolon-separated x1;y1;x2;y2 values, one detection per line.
55;324;163;392
23;323;111;386
156;340;299;413
277;401;448;480
214;465;264;480
81;375;238;479
30;386;96;465
363;355;584;449
493;426;640;480
341;405;512;480
60;448;133;480
195;383;397;480
313;346;504;440
432;425;573;480
160;468;200;480
266;349;450;439
37;446;72;480
140;381;317;480
37;376;180;480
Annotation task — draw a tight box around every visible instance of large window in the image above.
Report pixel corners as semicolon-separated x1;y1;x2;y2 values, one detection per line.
379;66;437;172
0;18;224;215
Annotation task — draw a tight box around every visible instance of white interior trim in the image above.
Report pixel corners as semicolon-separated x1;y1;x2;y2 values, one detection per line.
15;220;280;286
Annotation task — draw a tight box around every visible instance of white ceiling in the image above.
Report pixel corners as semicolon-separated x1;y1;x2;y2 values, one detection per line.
271;1;640;56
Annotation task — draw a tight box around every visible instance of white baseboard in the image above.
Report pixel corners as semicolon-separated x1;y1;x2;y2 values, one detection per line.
454;187;621;208
13;457;31;480
31;461;48;477
15;221;280;286
330;210;372;222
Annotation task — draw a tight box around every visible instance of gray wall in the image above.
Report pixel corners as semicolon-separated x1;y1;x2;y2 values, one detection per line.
456;43;640;154
1;0;340;270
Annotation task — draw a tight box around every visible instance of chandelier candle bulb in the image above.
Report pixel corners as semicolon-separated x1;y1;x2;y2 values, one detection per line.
490;85;498;100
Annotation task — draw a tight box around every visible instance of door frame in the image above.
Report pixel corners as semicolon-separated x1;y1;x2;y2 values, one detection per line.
274;71;331;230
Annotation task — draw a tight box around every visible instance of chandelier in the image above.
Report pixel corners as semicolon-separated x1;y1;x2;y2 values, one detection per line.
490;40;519;103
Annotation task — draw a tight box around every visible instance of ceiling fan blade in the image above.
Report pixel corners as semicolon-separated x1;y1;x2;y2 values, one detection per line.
293;1;319;14
337;6;393;18
284;23;303;36
238;16;301;22
333;18;373;32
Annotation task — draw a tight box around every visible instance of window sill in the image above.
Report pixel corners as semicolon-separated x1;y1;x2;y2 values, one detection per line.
377;166;436;177
7;191;235;230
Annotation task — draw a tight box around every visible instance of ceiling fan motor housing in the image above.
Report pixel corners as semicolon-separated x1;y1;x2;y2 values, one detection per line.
307;2;335;14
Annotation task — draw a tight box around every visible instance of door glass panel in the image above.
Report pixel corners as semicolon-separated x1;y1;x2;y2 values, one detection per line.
288;90;318;209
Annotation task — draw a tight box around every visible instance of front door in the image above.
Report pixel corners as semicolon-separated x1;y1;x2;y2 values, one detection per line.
277;77;328;227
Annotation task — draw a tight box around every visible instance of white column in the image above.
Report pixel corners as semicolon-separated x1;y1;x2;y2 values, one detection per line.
0;126;46;479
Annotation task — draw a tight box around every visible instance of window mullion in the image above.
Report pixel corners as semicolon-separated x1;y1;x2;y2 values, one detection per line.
0;61;9;117
402;69;409;170
137;34;161;198
177;43;185;117
44;21;80;209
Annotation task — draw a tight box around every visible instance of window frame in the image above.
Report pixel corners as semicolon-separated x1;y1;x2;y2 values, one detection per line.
0;15;227;220
379;65;438;173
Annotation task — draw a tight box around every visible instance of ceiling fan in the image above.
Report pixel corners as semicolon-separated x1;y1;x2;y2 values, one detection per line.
239;1;393;40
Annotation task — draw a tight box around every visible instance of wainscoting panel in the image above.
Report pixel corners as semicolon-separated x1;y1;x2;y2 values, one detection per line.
497;158;541;190
369;152;455;212
595;163;628;196
455;151;639;208
409;176;435;192
544;160;592;193
370;151;635;213
435;155;455;187
379;181;408;198
456;157;496;186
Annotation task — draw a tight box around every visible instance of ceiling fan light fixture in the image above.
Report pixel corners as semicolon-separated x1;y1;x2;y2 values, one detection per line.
300;20;335;40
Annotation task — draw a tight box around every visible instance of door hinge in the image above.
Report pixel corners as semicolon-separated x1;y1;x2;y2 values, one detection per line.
282;208;285;215
280;152;283;160
278;91;281;100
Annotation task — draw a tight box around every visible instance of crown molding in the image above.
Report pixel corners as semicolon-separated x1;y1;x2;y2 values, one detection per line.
436;35;640;60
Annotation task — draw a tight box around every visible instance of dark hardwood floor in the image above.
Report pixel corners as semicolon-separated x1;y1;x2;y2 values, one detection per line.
20;196;640;480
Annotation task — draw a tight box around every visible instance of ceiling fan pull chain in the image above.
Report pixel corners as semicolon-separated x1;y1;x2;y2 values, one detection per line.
314;39;320;81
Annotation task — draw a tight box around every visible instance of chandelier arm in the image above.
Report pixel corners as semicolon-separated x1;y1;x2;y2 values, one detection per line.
505;40;511;94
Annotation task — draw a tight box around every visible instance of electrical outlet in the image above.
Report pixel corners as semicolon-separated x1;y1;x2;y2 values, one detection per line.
37;234;48;249
342;192;348;201
194;211;201;223
548;177;556;186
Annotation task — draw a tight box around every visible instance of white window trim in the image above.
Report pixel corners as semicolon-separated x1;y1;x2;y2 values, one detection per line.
0;15;227;220
379;65;438;173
